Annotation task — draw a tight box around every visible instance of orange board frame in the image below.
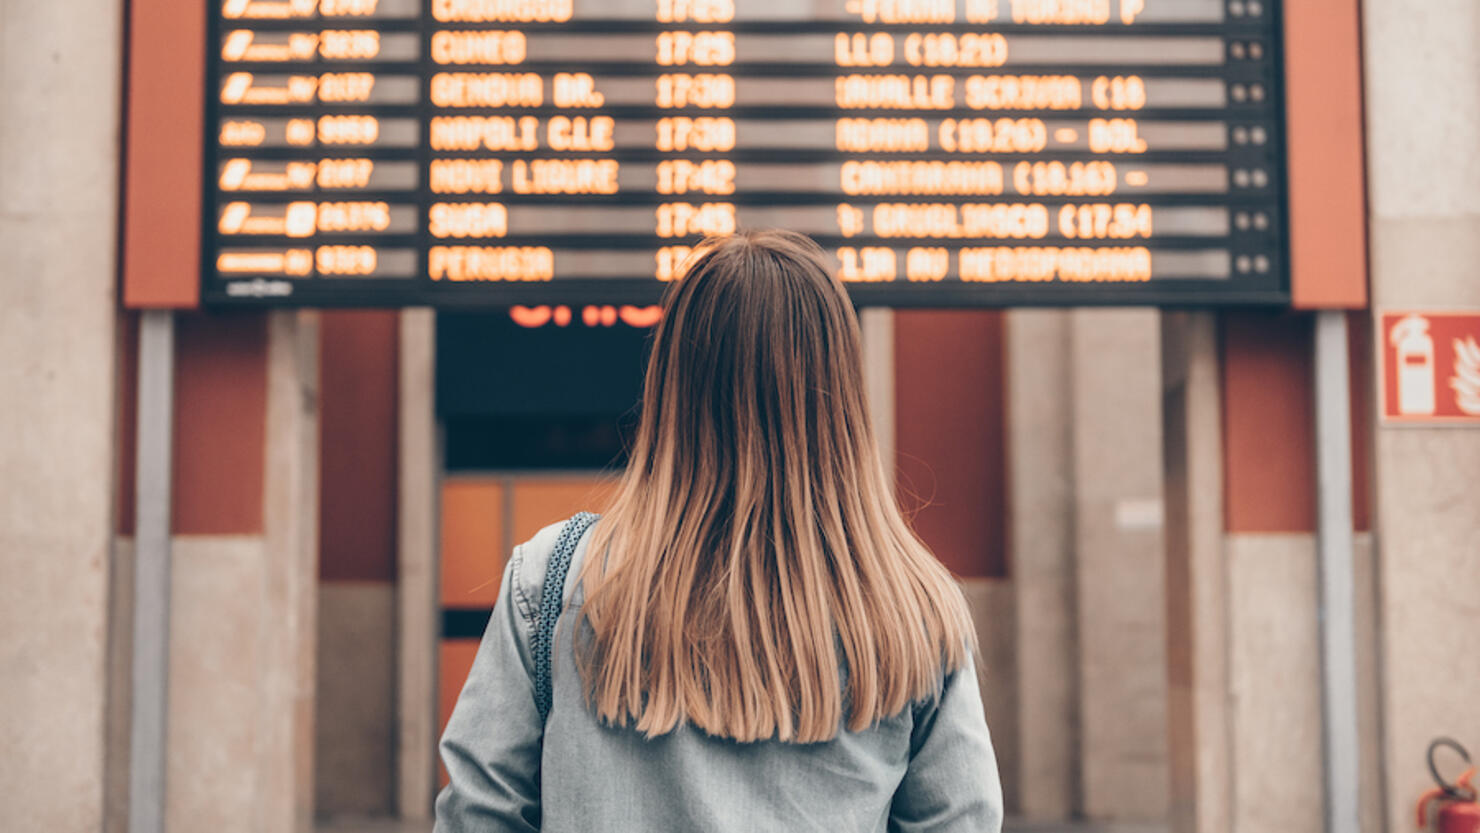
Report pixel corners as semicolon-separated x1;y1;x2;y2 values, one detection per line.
1283;0;1370;310
122;0;206;309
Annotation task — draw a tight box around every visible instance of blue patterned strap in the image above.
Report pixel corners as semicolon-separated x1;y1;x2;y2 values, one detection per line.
532;512;600;724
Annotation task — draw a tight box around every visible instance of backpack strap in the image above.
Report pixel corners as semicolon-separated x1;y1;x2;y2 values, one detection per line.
532;512;600;724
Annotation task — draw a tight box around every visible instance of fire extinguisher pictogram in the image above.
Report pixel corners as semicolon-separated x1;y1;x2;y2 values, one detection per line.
1391;314;1438;416
1417;738;1480;833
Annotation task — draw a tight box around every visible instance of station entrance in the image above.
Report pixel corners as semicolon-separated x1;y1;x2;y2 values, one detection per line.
312;305;1072;826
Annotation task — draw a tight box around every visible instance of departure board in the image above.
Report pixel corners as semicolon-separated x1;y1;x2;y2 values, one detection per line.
202;0;1287;307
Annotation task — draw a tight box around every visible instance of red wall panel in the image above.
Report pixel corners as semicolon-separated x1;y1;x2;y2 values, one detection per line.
119;312;269;535
319;311;400;582
1222;311;1371;533
893;311;1008;579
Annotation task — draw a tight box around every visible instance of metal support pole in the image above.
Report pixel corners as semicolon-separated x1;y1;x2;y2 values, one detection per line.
130;310;175;833
1314;310;1360;833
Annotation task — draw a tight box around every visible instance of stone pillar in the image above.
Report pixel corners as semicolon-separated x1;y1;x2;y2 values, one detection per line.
0;0;122;829
1069;309;1170;822
261;311;321;832
1007;309;1080;819
398;308;440;818
1363;2;1480;829
1161;312;1232;833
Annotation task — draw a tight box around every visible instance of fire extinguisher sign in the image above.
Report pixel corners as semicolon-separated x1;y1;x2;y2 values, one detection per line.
1381;311;1480;424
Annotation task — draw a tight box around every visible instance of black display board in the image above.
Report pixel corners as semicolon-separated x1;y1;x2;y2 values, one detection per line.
203;0;1287;307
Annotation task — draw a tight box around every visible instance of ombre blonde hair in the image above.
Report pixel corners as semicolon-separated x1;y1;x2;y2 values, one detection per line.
577;230;974;743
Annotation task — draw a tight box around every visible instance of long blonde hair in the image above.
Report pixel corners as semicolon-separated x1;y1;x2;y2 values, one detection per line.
577;230;973;743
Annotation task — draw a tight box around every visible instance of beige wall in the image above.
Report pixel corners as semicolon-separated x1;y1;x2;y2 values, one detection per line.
1364;1;1480;830
111;533;320;833
1225;534;1323;833
317;583;398;816
0;0;122;829
166;535;289;830
1222;533;1383;833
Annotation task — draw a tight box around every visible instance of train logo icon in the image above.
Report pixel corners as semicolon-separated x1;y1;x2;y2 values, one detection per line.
1381;312;1480;423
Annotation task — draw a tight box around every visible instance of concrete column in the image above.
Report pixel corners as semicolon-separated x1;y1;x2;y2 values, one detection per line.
0;0;122;829
398;308;440;818
261;311;321;832
1363;3;1480;830
1069;309;1170;822
1160;312;1232;833
1007;309;1079;819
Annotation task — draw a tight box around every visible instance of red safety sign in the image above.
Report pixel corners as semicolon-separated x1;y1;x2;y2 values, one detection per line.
1381;312;1480;424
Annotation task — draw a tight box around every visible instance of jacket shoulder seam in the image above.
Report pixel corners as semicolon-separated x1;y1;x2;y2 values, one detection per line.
509;544;536;625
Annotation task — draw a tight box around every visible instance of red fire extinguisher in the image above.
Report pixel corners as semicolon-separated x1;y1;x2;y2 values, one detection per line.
1417;738;1480;833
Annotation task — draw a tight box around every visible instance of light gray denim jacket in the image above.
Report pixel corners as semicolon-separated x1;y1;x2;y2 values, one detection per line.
435;520;1004;833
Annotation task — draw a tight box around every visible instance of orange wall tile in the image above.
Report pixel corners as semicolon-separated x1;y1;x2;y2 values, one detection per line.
510;478;618;546
440;479;507;608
